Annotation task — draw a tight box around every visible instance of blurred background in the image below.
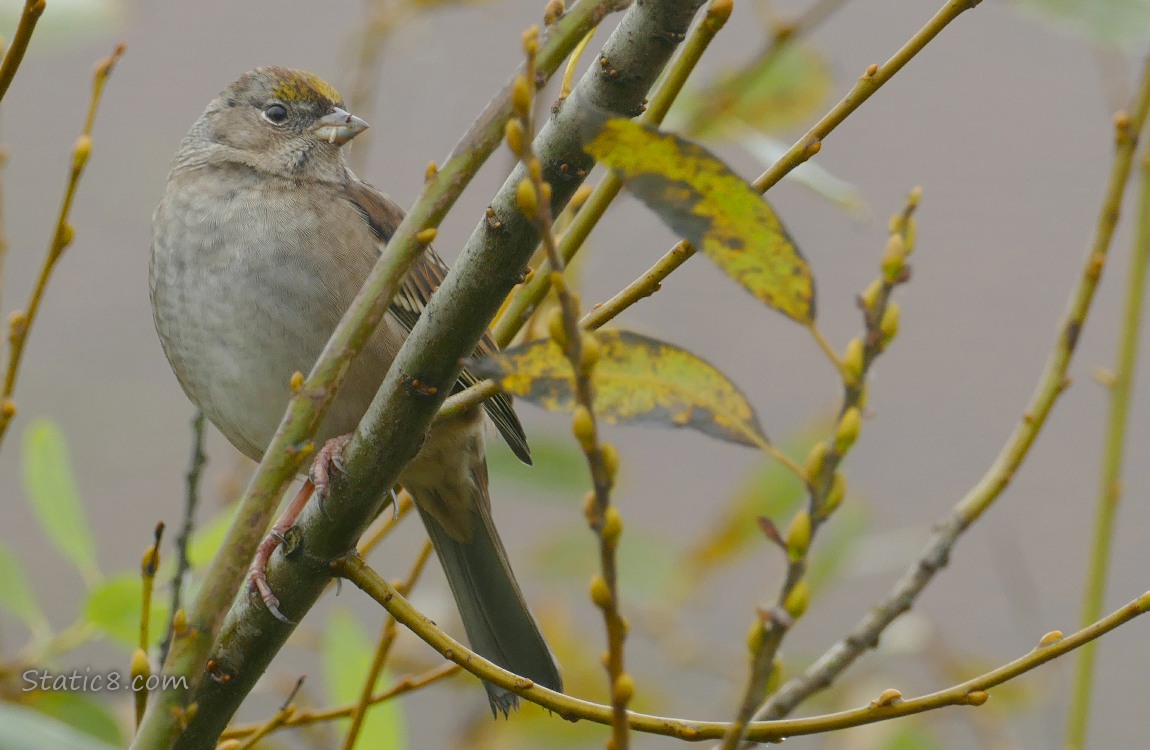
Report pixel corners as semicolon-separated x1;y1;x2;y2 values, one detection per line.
0;0;1148;747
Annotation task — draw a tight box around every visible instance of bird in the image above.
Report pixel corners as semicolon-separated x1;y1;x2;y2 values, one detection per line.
150;66;562;714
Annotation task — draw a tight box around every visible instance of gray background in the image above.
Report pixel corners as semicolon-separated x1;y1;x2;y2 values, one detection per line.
0;0;1147;747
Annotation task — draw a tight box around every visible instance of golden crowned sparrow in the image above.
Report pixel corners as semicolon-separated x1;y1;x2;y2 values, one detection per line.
150;66;561;713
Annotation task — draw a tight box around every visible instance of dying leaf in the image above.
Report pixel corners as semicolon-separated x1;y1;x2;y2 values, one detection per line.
580;114;814;323
471;330;766;447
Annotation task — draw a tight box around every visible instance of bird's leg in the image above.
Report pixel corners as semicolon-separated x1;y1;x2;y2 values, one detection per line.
249;434;352;623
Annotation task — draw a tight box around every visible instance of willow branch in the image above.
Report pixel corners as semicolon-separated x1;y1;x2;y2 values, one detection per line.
334;554;1150;742
758;50;1150;723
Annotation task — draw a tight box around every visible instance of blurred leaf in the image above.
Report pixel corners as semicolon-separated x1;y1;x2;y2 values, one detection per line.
186;504;240;569
532;528;681;604
580;116;814;323
882;724;940;750
806;501;868;594
738;129;870;221
24;692;125;748
322;609;407;750
0;0;123;50
676;45;832;140
21;419;101;587
0;541;49;633
0;702;119;750
473;330;767;447
488;434;589;496
84;573;168;650
1011;0;1150;50
684;425;827;580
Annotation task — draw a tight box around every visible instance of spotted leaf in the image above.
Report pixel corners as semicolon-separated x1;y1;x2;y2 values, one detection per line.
471;330;767;447
581;115;814;323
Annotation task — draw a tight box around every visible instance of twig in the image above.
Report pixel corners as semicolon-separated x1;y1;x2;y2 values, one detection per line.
510;22;637;746
219;662;460;741
233;677;305;750
0;44;125;447
134;523;164;727
1065;142;1150;749
333;553;1150;742
0;0;45;104
721;191;919;749
757;50;1150;723
160;410;207;665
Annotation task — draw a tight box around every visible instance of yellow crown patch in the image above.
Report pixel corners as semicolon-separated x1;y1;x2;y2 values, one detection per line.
270;70;342;105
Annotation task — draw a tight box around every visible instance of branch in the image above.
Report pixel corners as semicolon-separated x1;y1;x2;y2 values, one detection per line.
334;554;1150;742
757;50;1150;723
0;0;45;104
0;44;124;447
1066;131;1150;748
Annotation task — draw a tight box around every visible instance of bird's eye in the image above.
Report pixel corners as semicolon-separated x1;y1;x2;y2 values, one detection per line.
262;103;288;125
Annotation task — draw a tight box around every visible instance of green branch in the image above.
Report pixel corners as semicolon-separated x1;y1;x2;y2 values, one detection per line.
758;50;1150;723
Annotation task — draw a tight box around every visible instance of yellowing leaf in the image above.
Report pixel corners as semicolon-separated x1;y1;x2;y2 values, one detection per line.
471;330;767;447
581;115;814;323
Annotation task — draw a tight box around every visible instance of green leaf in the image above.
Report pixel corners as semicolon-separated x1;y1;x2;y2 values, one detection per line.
186;504;240;569
21;419;101;587
84;573;169;650
675;45;833;140
1011;0;1150;50
532;527;681;604
488;434;590;496
0;702;120;750
24;692;125;748
806;501;868;593
580;115;814;323
0;541;49;633
322;609;407;750
472;330;767;447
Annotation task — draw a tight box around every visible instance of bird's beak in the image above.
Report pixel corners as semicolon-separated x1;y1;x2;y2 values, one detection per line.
313;107;369;146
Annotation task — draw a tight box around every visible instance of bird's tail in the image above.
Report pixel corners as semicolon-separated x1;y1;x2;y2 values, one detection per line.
413;476;563;716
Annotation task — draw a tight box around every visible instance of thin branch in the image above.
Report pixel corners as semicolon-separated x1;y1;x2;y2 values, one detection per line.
721;191;919;749
0;43;125;447
219;663;460;741
160;410;207;665
333;554;1150;742
758;50;1150;723
0;0;45;104
1066;143;1150;749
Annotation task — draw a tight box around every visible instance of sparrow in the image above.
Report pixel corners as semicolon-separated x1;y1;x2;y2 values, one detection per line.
150;66;562;714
